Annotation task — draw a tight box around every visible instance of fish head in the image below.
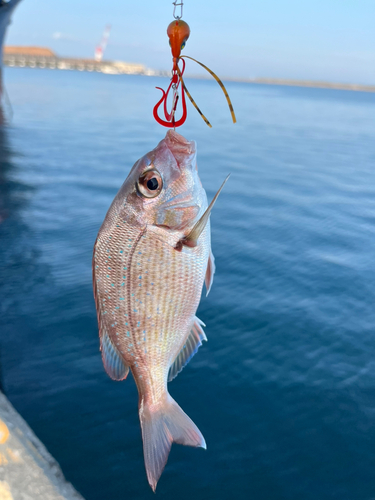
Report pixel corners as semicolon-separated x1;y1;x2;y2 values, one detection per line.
116;130;205;231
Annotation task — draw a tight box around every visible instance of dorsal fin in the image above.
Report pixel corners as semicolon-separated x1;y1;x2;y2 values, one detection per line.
101;331;129;381
168;317;207;382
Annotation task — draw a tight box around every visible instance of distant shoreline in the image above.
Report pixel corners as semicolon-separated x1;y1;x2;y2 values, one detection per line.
222;77;375;93
6;64;375;94
4;46;374;94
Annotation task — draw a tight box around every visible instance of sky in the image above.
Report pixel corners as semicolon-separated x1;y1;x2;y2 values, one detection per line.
5;0;375;84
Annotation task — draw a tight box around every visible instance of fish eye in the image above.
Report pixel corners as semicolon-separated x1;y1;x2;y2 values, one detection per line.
147;177;159;190
136;169;163;199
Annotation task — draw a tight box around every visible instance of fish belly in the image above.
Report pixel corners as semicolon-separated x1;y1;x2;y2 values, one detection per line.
94;221;210;389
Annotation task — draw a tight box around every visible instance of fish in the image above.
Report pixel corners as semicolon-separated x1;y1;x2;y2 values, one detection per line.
93;130;228;491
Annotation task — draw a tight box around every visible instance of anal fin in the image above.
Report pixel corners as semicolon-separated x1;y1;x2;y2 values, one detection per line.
168;317;207;382
101;331;129;381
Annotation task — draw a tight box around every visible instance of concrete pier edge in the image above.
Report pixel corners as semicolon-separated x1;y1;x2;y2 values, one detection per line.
0;391;85;500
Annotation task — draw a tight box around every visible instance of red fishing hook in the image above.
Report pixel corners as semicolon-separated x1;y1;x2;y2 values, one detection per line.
153;59;187;128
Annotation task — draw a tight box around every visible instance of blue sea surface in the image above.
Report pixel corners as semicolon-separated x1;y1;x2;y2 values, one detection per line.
1;67;375;500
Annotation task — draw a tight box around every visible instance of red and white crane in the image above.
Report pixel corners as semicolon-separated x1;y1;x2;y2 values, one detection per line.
94;24;111;62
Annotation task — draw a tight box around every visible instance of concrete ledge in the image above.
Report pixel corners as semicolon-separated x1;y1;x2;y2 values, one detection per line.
0;391;84;500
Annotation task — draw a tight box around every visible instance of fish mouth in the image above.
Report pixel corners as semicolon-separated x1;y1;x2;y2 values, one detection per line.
164;130;196;169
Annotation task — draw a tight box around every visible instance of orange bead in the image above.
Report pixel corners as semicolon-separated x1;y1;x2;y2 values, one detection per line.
167;20;190;59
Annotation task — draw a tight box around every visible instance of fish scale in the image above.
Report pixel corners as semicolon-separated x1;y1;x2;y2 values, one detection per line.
93;130;224;491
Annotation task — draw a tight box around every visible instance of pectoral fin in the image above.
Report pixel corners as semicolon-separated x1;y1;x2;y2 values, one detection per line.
175;174;230;251
101;331;129;381
205;249;215;296
168;317;207;382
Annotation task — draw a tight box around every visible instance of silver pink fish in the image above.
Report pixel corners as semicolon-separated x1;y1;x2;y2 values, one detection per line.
93;130;227;491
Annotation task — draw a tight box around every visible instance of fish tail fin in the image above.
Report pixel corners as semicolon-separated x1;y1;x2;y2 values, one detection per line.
139;392;206;492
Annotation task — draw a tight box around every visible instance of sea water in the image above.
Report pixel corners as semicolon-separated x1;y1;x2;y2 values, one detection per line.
0;67;375;500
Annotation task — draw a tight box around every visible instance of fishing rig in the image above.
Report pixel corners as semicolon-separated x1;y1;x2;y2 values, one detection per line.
153;1;236;128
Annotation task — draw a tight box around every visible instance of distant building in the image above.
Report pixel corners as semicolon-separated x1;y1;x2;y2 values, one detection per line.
4;46;56;57
3;46;159;76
